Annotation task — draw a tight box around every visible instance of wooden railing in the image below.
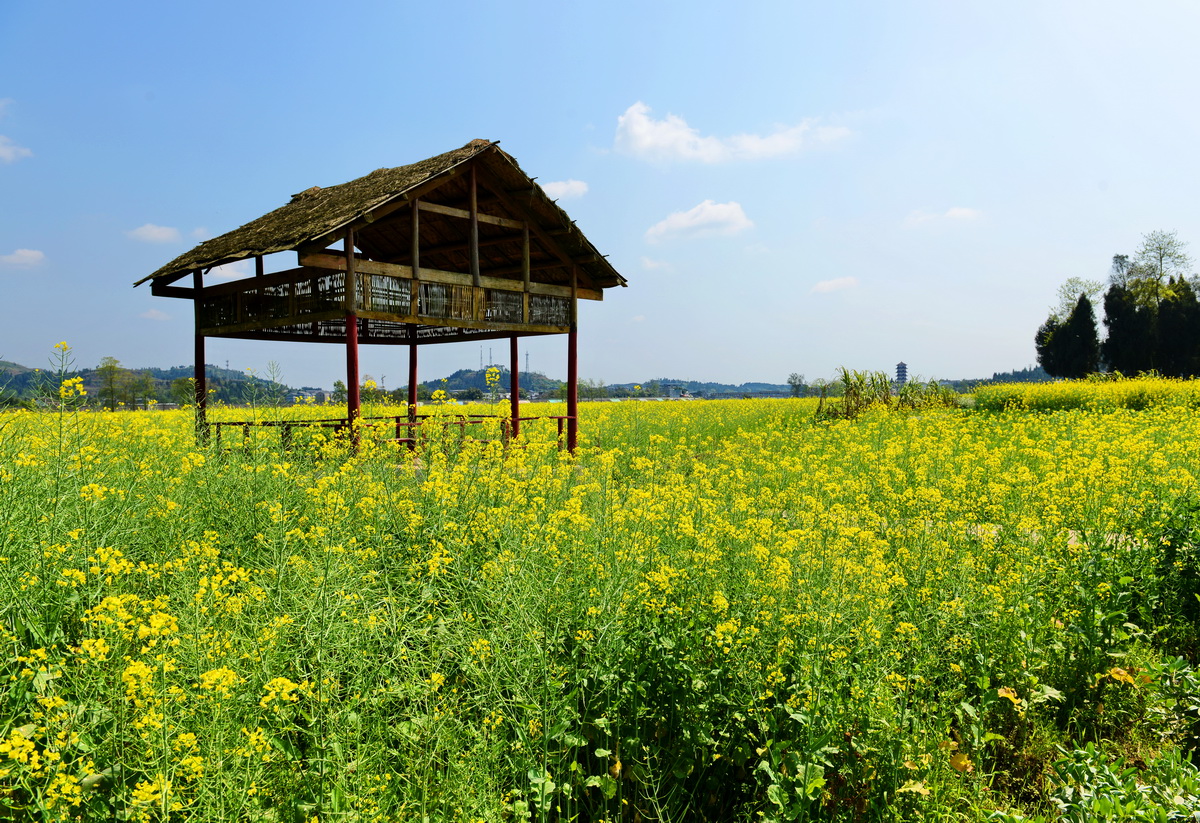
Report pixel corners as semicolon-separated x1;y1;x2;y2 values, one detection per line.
210;413;573;451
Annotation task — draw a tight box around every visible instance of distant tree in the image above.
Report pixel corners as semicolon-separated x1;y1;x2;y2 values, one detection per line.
1061;294;1101;377
96;356;124;410
1101;283;1148;374
1035;316;1063;377
171;377;194;407
331;379;347;404
1157;278;1200;377
1037;294;1100;378
1133;230;1194;307
360;375;384;403
787;373;806;398
1051;277;1104;322
1109;253;1134;288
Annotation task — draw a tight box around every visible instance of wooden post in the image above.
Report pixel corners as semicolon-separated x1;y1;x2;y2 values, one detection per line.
566;265;579;452
192;269;209;444
345;230;361;432
469;165;483;323
408;339;418;423
469;165;480;287
522;224;530;323
410;199;420;317
509;334;520;440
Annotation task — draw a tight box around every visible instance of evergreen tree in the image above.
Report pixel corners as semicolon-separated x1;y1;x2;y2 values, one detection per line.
1035;316;1063;377
1059;294;1101;378
1157;278;1200;377
1037;294;1100;378
1102;283;1155;374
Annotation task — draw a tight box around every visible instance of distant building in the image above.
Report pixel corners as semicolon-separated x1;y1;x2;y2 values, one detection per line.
896;362;908;386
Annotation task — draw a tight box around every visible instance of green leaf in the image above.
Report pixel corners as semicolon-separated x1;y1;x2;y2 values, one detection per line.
767;783;787;807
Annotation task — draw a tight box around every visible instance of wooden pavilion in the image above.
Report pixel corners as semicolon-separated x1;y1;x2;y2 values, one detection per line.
135;139;626;450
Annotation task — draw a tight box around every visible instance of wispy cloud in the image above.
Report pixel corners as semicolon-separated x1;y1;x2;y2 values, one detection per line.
541;179;588;200
904;207;982;228
191;227;210;240
640;256;674;272
811;276;858;294
0;248;45;267
0;135;32;164
645;200;753;243
140;308;171;321
208;260;251;280
0;99;32;164
127;223;181;243
616;101;850;163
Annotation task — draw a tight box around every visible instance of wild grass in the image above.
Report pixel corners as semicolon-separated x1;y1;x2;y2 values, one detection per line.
1;361;1198;821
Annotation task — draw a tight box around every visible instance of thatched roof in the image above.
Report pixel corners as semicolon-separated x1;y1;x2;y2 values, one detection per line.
136;140;625;290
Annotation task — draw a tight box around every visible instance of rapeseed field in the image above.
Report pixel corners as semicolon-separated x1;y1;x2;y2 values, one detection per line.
2;366;1199;821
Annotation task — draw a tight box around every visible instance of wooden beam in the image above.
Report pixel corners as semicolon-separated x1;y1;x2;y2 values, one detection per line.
417;199;525;230
214;325;562;345
298;252;602;300
471;163;602;292
151;283;195;299
304;162;472;248
199;265;315;297
198;309;346;337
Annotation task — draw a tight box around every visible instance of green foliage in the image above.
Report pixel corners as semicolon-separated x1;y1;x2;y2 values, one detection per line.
1037;294;1100;379
813;367;959;421
991;744;1200;822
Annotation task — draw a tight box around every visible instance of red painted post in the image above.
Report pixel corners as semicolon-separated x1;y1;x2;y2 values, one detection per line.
345;229;361;442
566;265;579;452
192;269;209;444
407;340;418;450
566;325;578;452
509;334;520;440
346;314;361;424
408;342;418;421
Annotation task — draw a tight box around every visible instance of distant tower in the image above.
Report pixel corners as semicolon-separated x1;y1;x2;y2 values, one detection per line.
896;362;908;385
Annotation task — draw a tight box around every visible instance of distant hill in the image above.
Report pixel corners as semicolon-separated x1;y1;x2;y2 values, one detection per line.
429;367;562;395
609;378;791;397
0;360;34;376
0;360;298;407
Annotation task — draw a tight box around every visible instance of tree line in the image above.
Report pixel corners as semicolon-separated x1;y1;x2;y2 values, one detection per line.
1036;230;1200;378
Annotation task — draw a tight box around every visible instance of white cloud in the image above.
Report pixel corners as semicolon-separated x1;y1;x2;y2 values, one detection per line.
0;100;31;163
0;135;32;163
541;179;588;200
944;207;980;221
904;207;982;228
640;256;674;272
208;260;251;279
140;308;171;321
811;276;858;294
616;101;850;163
127;223;182;243
0;248;44;266
645;200;753;243
191;227;210;240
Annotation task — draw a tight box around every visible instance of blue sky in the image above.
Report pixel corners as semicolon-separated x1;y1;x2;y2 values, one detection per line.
3;1;1199;389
